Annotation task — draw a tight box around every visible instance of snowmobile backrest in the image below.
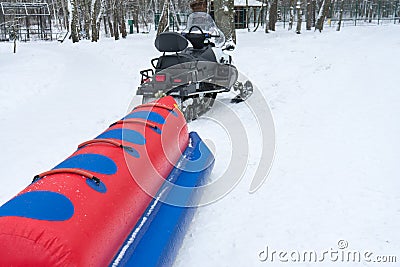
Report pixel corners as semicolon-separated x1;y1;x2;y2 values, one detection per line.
155;32;188;53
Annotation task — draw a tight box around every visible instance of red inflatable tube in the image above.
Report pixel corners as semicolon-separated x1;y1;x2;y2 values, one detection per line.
0;96;188;266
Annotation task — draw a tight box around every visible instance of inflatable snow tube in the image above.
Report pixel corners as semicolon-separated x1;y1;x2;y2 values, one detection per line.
0;96;214;266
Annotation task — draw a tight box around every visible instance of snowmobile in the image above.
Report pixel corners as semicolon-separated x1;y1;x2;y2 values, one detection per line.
136;12;253;121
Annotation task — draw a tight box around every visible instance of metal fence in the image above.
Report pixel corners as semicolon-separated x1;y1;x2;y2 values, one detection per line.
154;12;190;31
0;2;52;41
272;0;400;29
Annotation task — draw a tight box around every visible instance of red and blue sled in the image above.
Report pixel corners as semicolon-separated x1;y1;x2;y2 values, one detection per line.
0;96;214;266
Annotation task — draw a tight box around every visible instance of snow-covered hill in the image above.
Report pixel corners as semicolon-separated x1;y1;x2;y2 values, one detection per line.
1;24;399;266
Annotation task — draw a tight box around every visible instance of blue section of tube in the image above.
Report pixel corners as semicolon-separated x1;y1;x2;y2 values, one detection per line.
111;132;215;267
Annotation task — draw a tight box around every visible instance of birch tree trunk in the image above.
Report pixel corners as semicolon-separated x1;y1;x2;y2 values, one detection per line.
296;0;302;34
253;2;264;32
264;1;269;33
101;0;109;36
83;0;91;39
70;0;80;42
61;0;70;30
91;0;101;41
134;8;140;33
157;0;169;35
289;0;295;30
108;13;114;37
336;0;344;31
120;2;127;38
269;0;278;31
368;4;373;23
113;7;120;40
312;0;316;26
315;0;331;31
306;0;312;30
245;0;249;30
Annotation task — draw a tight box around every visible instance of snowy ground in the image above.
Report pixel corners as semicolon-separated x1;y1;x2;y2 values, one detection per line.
1;24;400;266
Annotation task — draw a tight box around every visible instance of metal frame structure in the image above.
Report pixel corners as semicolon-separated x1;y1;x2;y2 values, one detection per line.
0;2;52;41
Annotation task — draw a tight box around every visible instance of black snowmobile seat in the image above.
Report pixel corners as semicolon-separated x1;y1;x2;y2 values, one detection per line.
183;46;217;63
155;32;188;52
155;54;194;72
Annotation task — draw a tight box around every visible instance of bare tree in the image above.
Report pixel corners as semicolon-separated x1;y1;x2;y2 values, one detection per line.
245;0;250;30
315;0;331;31
106;0;114;37
269;0;278;31
134;7;140;33
83;0;91;39
312;0;316;26
113;0;120;40
368;2;373;22
91;0;101;41
28;0;400;42
60;0;70;30
306;0;312;29
157;0;169;35
264;1;269;33
336;0;344;31
296;0;302;33
70;0;80;42
254;1;266;31
289;0;295;30
119;0;127;38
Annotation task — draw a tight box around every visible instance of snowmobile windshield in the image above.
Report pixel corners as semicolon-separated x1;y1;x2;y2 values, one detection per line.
184;12;226;47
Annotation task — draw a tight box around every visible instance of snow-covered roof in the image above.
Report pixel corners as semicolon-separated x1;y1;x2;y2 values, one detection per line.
234;0;263;7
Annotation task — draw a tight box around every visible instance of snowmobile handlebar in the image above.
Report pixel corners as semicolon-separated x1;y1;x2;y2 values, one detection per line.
185;25;220;39
188;25;204;34
205;33;221;38
182;32;220;39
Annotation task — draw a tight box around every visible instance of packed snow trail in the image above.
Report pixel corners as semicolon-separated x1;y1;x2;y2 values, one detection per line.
178;25;400;267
